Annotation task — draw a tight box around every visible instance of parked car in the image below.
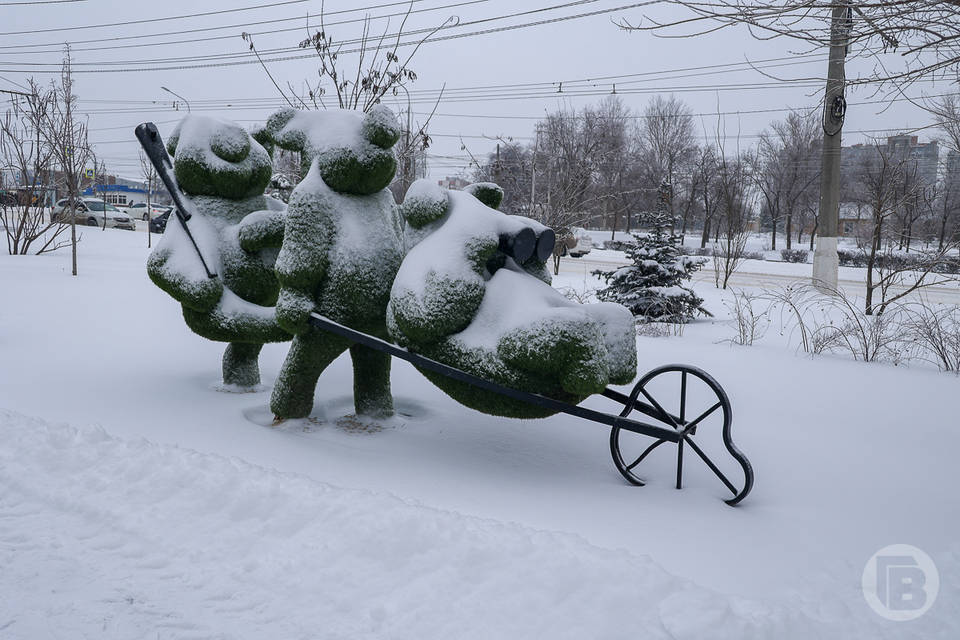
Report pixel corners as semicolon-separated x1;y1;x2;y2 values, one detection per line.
128;201;169;221
0;191;16;206
565;227;594;258
149;208;172;233
51;198;136;230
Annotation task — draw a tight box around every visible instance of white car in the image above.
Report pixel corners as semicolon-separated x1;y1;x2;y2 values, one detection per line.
566;227;594;258
51;198;136;230
128;201;168;221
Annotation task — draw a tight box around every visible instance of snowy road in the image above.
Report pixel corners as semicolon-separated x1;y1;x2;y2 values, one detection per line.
559;253;960;305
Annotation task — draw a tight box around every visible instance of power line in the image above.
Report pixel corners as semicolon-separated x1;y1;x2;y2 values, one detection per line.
0;1;653;73
0;0;492;54
0;0;87;5
0;0;317;36
0;0;599;67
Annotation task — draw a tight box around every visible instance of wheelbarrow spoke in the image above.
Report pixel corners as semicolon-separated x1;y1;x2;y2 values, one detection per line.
684;435;738;495
637;387;681;430
680;370;687;423
684;401;724;434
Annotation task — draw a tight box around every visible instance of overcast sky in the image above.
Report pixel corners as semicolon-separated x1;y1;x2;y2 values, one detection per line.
0;0;950;181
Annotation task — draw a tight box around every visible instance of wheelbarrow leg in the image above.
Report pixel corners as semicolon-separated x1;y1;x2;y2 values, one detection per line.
676;439;684;489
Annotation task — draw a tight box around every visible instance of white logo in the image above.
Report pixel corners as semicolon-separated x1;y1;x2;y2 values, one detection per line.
862;544;939;621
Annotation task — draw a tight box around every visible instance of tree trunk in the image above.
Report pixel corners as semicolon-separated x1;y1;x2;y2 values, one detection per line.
785;212;793;250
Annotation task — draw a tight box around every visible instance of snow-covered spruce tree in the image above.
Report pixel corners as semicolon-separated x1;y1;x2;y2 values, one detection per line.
594;181;710;323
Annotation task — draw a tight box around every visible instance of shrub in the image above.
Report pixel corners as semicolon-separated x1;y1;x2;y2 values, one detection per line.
780;249;809;263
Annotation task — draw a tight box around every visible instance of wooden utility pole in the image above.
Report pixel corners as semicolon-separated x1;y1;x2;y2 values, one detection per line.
812;3;850;292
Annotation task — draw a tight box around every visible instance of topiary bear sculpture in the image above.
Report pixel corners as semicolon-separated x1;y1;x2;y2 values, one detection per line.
146;115;290;388
260;106;404;420
387;179;637;418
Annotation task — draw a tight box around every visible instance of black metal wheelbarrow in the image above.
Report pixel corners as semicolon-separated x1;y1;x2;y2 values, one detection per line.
309;313;754;506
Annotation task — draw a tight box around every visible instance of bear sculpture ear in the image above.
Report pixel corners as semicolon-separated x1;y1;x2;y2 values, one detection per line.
264;108;297;139
210;124;252;163
402;179;449;228
250;124;275;157
463;182;504;210
362;104;401;149
166;121;183;156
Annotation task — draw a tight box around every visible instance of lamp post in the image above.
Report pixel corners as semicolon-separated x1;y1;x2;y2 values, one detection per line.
160;86;191;112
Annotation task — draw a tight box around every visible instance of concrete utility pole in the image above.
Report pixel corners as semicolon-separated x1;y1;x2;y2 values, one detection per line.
812;3;850;291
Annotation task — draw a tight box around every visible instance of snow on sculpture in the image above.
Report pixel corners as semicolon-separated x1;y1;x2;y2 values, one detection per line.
259;106;404;420
146;115;290;388
387;179;637;418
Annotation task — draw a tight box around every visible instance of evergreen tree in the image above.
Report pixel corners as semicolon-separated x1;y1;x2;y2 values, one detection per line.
594;181;710;323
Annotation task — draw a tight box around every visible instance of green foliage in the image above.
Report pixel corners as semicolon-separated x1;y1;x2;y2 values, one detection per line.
147;115;290;389
147;249;223;313
315;148;396;196
464;182;504;210
222;343;263;388
266;108;404;419
388;181;638;418
174;155;272;201
389;273;486;344
401;189;449;229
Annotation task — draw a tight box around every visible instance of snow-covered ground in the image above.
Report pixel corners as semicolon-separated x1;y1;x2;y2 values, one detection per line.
2;228;959;638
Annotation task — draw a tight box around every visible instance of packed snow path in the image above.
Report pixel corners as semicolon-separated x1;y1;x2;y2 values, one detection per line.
1;409;954;639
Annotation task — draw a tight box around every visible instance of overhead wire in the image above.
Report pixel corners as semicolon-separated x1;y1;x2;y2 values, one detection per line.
0;1;657;73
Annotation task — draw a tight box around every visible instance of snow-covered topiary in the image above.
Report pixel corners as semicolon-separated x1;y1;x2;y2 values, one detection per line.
387;179;637;418
147;115;290;388
594;184;709;323
462;181;503;210
261;106;404;420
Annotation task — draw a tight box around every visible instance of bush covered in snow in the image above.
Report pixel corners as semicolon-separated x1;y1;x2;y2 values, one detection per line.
260;107;404;419
780;249;809;263
147;115;290;388
387;179;637;418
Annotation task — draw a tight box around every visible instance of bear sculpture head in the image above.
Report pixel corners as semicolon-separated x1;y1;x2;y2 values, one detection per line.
165;115;273;200
257;105;401;196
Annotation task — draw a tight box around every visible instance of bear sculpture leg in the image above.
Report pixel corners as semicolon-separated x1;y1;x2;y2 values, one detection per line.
222;342;265;388
271;330;351;419
349;343;394;418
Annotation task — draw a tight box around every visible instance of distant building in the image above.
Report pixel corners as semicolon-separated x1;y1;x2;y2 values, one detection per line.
81;183;167;206
438;176;469;190
842;135;939;187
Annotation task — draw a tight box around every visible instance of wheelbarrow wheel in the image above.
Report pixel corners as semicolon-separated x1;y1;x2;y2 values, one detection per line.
610;364;753;505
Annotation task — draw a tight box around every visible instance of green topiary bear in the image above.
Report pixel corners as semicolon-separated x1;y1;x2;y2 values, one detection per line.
260;106;404;419
146;115;290;388
387;179;638;418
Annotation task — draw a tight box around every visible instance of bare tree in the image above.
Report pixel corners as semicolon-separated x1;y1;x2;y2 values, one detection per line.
751;111;821;250
712;150;754;289
849;141;958;314
928;94;960;250
695;145;720;248
242;1;454;199
139;148;158;248
619;2;960;91
638;95;696;229
0;80;70;256
40;47;91;276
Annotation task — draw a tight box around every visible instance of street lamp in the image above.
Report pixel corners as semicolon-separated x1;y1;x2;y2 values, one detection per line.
160;86;191;112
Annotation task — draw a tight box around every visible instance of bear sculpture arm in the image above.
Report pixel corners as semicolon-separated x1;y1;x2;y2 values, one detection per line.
146;217;223;313
237;209;286;254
